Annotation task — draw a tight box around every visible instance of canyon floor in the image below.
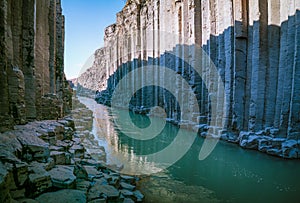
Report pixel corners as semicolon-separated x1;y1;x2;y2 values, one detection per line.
0;96;144;203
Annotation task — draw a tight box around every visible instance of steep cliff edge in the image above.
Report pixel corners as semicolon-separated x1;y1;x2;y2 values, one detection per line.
0;0;72;132
79;0;300;158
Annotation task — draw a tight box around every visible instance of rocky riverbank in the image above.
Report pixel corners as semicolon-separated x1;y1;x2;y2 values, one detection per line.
95;90;300;159
0;96;144;203
77;0;300;160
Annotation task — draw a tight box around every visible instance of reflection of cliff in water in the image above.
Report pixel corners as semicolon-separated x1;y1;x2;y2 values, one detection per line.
72;97;106;162
78;0;300;157
79;97;300;203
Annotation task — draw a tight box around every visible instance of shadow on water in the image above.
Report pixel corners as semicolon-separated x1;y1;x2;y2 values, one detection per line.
79;97;300;203
77;10;300;203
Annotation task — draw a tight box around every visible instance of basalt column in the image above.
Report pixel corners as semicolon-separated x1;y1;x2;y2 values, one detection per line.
0;0;70;132
87;0;300;141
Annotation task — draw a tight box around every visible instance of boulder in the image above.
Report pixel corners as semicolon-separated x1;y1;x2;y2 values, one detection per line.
266;148;282;157
239;135;260;149
50;151;71;165
84;165;102;179
0;147;22;165
88;183;119;201
27;163;52;197
74;163;88;180
48;165;76;189
64;127;74;140
69;144;85;158
133;190;144;202
14;162;28;186
55;140;72;150
123;198;135;203
282;140;299;158
17;131;50;162
258;139;272;152
0;132;23;158
35;189;86;203
0;162;13;203
120;182;136;191
76;179;91;193
42;158;55;171
120;189;134;198
88;199;106;203
109;176;120;187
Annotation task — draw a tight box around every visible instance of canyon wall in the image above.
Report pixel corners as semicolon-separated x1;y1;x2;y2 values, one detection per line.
0;0;71;131
79;0;300;157
77;48;107;92
0;0;72;132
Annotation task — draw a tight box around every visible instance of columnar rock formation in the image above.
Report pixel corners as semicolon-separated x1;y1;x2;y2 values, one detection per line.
0;0;72;132
80;0;300;157
77;48;108;92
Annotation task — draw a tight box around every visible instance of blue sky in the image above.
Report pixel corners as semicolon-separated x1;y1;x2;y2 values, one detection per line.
62;0;125;79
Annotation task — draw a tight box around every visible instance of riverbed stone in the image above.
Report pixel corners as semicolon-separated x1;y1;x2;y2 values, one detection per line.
28;163;52;197
0;147;22;164
48;165;76;189
17;131;50;162
55;140;72;150
239;135;260;149
74;163;88;180
120;175;135;184
64;127;74;140
50;151;71;165
42;158;55;171
258;139;272;152
123;198;135;203
80;159;106;169
76;179;91;193
69;144;85;158
266;148;282;157
35;189;86;203
84;165;102;179
49;145;64;151
120;189;134;197
133;190;144;202
0;162;12;203
120;182;136;191
88;183;119;201
15;162;28;186
282;140;299;158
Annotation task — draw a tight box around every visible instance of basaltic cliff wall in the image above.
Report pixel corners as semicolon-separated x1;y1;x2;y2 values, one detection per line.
0;0;72;132
78;0;300;158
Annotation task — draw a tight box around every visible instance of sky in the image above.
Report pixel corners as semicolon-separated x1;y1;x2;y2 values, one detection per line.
61;0;126;79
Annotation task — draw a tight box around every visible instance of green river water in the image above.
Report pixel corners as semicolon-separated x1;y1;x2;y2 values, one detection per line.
78;97;300;203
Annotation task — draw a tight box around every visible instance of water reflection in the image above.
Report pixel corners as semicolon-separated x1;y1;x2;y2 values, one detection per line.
78;97;300;203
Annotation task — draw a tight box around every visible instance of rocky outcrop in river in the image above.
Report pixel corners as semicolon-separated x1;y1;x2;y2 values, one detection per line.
0;0;72;132
78;0;300;158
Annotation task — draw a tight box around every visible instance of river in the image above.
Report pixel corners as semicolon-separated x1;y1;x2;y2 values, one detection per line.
78;97;300;203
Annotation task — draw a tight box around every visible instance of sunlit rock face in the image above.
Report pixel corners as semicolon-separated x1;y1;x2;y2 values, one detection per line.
80;0;300;157
77;48;108;92
0;0;72;132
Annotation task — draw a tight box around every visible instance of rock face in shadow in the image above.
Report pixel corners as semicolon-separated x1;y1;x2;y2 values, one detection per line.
79;0;300;158
0;0;72;132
